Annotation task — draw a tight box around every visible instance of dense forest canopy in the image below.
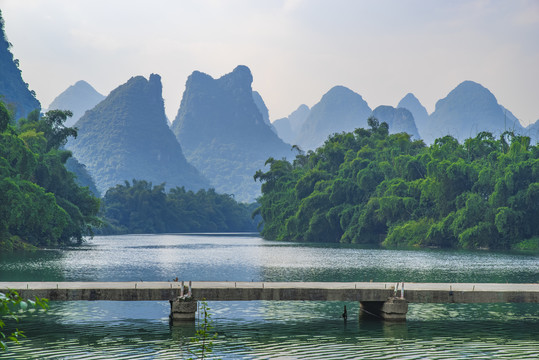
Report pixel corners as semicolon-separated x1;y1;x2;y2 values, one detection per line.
100;180;258;234
0;101;100;250
254;117;539;250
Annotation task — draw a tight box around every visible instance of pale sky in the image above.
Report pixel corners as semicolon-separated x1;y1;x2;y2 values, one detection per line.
1;0;538;125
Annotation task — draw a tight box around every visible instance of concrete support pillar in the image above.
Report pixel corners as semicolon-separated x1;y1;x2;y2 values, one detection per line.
169;298;197;324
360;297;408;321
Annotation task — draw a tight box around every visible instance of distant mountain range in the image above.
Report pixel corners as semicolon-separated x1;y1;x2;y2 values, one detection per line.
66;74;208;195
272;80;534;149
47;80;105;128
4;4;537;207
281;86;423;151
0;10;40;120
171;65;291;202
37;72;539;202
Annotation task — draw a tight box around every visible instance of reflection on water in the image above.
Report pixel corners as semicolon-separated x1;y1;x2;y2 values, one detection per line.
1;233;538;359
1;233;538;283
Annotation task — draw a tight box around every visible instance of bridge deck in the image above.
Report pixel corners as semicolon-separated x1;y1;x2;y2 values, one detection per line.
1;282;538;303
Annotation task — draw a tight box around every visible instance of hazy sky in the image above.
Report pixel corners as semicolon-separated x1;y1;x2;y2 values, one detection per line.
1;0;538;125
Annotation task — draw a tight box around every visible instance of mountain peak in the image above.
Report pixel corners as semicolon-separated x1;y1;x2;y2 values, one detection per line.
397;92;429;139
73;80;93;88
399;93;420;105
426;80;524;144
149;73;162;87
67;74;208;194
171;66;290;201
232;64;252;79
324;85;364;100
295;86;371;150
435;80;498;112
47;80;105;127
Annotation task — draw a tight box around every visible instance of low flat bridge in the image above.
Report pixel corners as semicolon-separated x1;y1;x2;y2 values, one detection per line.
2;282;538;321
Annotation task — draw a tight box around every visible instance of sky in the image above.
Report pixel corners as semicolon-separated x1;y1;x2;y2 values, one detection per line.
1;0;538;126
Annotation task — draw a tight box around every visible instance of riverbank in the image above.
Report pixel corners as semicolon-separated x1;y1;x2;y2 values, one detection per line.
0;235;37;252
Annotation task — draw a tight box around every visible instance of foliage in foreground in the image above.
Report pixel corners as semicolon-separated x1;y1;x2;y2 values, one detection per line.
254;117;539;250
0;290;49;351
0;101;101;250
100;180;258;234
188;300;218;360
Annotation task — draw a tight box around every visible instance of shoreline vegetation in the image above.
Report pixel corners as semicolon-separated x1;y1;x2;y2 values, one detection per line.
0;102;100;252
0;99;257;252
98;180;258;235
1;99;538;253
254;117;539;251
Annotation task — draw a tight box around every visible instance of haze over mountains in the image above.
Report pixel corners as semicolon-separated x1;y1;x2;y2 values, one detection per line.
423;81;525;144
371;106;420;140
294;86;372;150
171;65;291;202
271;80;536;150
252;90;276;133
53;73;538;203
272;104;310;144
2;6;538;207
527;120;539;139
4;9;537;204
47;80;105;128
397;93;429;138
285;86;422;151
66;74;208;195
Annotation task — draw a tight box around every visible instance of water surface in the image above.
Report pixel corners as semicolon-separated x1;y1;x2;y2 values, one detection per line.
1;233;538;359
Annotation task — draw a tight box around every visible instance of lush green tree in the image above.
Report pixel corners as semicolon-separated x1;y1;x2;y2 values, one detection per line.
0;101;100;250
100;180;257;234
255;121;539;250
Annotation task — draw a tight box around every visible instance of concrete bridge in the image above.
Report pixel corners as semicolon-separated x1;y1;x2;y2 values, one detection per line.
1;281;538;321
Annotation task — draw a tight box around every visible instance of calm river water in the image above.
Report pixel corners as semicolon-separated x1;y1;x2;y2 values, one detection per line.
1;233;538;359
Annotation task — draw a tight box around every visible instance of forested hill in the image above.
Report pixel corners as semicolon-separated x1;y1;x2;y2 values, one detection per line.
255;118;539;250
67;74;209;195
171;65;291;202
0;10;40;120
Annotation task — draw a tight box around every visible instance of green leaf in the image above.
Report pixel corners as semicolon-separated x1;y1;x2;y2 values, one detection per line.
8;336;19;344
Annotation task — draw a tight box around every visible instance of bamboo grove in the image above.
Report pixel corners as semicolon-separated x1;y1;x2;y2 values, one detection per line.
254;118;539;250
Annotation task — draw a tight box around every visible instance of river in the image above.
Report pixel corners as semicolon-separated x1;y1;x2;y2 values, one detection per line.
1;233;538;359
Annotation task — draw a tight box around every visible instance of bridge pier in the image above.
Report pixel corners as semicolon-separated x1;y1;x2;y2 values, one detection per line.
169;281;197;324
169;298;197;324
360;297;408;321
